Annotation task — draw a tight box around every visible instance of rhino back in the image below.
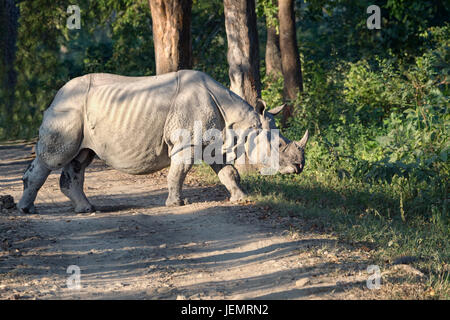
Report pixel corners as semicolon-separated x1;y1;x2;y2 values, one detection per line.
165;70;260;133
163;70;262;158
179;71;261;130
164;71;225;149
85;72;178;174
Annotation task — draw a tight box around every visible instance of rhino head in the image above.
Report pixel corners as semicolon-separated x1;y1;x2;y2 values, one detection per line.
250;99;309;175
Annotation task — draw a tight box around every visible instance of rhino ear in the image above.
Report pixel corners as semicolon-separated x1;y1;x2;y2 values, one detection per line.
267;104;286;116
297;129;309;148
255;98;267;115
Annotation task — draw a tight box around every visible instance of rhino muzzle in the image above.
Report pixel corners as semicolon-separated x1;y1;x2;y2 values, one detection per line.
277;130;308;175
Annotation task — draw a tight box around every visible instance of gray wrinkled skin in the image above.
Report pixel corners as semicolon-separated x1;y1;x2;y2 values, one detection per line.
18;70;308;213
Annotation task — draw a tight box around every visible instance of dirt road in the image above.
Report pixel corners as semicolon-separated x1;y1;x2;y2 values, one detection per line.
0;142;424;299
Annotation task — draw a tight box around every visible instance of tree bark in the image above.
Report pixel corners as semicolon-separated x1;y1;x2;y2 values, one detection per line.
278;0;303;125
265;23;282;78
223;0;261;107
265;1;282;78
2;0;19;123
149;0;192;75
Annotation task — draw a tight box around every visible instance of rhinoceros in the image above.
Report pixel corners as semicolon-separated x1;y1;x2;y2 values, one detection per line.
18;70;308;214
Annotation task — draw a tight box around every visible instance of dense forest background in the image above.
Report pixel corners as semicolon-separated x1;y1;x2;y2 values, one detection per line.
0;0;449;295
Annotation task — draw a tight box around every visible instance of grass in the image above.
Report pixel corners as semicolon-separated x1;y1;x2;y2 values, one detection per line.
193;162;449;299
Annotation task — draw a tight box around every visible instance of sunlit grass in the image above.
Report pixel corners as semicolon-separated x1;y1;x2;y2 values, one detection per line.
193;162;449;299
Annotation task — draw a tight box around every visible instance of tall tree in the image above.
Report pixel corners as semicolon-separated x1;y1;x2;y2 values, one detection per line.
278;0;302;125
223;0;261;107
1;0;19;126
264;0;282;78
265;23;282;77
149;0;192;75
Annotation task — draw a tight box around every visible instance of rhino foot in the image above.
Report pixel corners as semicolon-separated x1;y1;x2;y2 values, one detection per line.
74;205;95;213
165;198;184;207
230;191;247;203
19;205;37;215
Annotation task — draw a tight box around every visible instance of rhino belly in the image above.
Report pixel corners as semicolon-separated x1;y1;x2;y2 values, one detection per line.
85;75;176;174
94;135;171;175
88;113;171;175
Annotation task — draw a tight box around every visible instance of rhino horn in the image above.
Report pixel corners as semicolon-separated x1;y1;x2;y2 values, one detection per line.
267;104;287;116
297;129;309;148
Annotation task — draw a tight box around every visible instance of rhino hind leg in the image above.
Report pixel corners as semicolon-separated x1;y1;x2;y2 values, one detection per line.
18;157;52;214
165;162;193;207
60;149;96;213
210;164;246;203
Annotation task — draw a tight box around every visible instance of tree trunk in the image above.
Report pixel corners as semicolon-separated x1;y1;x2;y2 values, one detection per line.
278;0;303;126
2;0;19;120
149;0;192;75
265;2;282;78
265;24;282;78
223;0;261;107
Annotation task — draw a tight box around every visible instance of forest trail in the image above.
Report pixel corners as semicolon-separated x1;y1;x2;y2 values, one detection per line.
0;142;422;299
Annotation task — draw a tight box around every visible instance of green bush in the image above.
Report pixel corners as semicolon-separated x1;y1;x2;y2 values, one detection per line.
255;25;449;283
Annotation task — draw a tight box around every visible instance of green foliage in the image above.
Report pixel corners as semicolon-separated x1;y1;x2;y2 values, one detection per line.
9;0;68;139
258;23;449;287
298;0;449;66
61;0;155;77
192;0;229;85
256;0;279;30
344;59;411;117
261;73;284;108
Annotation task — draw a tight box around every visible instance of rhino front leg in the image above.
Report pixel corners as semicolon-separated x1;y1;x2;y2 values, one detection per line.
18;157;51;214
210;164;246;202
165;162;193;207
60;149;95;213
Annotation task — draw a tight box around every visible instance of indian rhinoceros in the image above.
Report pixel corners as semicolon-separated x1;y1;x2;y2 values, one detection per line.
18;70;308;214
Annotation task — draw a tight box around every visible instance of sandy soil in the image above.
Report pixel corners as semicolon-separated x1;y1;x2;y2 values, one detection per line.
0;142;426;299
